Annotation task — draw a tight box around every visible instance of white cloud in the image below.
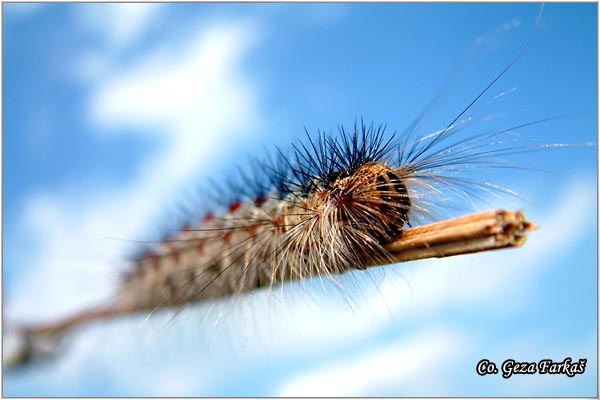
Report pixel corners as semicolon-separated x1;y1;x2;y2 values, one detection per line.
77;3;163;51
73;4;164;82
277;325;466;396
88;21;261;211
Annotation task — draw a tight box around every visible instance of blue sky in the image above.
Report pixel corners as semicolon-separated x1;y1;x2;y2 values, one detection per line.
2;2;597;397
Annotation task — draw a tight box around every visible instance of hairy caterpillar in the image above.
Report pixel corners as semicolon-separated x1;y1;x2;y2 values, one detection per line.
3;2;596;396
117;115;539;313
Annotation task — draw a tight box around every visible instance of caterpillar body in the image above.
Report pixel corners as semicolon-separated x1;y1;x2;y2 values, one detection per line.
120;126;412;310
117;115;533;314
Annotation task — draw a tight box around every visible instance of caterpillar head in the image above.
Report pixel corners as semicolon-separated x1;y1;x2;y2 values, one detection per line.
326;162;412;243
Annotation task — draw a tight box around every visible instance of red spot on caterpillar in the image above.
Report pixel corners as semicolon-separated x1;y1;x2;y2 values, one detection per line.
222;230;233;244
202;213;214;223
228;202;241;213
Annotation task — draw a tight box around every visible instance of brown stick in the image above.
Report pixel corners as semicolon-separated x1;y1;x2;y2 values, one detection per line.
384;209;536;262
19;305;136;337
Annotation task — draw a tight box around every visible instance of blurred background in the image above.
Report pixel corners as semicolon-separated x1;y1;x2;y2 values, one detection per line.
2;2;597;396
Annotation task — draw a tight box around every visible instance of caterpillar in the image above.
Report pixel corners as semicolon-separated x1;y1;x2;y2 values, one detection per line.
116;122;529;312
4;3;596;397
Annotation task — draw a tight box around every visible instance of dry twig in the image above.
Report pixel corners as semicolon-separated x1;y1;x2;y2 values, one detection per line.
383;209;535;263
